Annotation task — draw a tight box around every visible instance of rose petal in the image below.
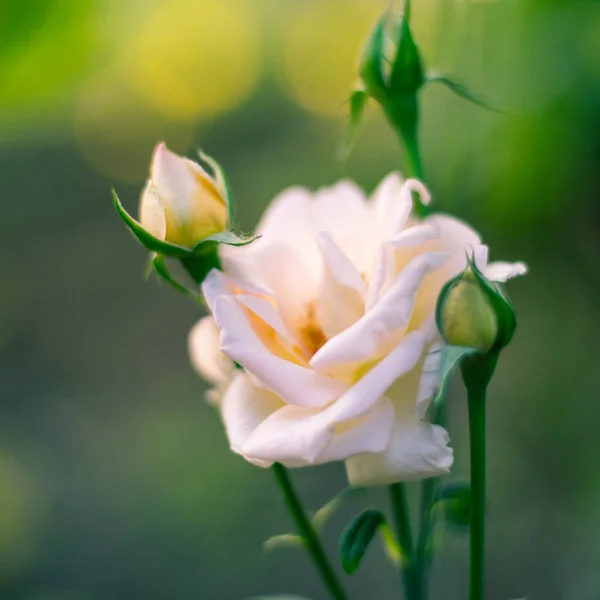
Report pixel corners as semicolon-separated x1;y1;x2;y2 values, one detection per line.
315;232;366;339
366;223;441;310
310;252;447;374
188;316;233;385
208;293;348;408
485;261;528;282
345;420;453;485
138;181;167;240
221;372;284;466
242;397;394;467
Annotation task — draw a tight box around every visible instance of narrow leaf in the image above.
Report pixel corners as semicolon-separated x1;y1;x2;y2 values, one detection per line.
340;89;369;160
389;18;425;95
359;13;389;97
312;486;367;531
436;480;471;530
379;520;402;565
197;149;235;224
262;533;304;552
195;230;259;251
430;344;480;414
151;255;204;303
427;75;514;115
339;509;386;574
113;190;192;258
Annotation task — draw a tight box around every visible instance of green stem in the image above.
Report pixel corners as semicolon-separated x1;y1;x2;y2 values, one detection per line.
415;398;446;599
466;384;487;600
272;463;349;600
415;477;435;598
389;483;421;600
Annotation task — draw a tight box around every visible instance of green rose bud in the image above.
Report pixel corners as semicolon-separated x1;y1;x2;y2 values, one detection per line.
436;261;517;354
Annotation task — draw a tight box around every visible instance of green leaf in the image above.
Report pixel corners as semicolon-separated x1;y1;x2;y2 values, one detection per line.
340;88;369;160
197;149;235;224
113;190;192;258
312;486;367;531
195;230;259;251
389;18;425;95
150;255;204;303
339;509;386;574
436;480;471;530
427;75;514;115
262;533;304;552
359;12;389;98
379;520;402;565
429;344;480;414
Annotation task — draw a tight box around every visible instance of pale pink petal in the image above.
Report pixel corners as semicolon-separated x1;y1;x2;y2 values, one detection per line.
138;181;167;240
315;232;366;339
313;180;369;234
242;397;394;467
485;261;528;282
323;330;427;422
310;252;447;374
210;295;348;408
372;173;412;240
221;372;284;465
345;420;453;485
221;241;317;324
150;143;198;219
188;316;233;385
366;223;441;310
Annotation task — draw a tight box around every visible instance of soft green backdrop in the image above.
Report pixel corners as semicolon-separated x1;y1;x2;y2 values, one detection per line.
1;0;598;598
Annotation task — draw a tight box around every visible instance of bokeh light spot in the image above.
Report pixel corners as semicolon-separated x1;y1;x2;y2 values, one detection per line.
124;0;261;121
279;0;387;118
74;71;194;182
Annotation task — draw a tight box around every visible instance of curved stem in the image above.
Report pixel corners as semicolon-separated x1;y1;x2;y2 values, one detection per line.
389;483;421;600
272;463;350;600
467;386;486;600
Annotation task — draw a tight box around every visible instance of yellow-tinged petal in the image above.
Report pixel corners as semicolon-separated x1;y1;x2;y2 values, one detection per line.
138;181;167;241
146;142;228;248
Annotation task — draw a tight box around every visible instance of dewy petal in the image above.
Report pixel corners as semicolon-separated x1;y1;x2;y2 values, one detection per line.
310;252;447;374
210;295;348;408
315;232;366;339
188;316;233;385
242;397;394;467
485;261;528;282
345;420;453;485
221;372;284;465
138;181;167;240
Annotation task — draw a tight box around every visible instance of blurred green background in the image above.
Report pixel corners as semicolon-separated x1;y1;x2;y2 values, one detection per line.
1;0;599;598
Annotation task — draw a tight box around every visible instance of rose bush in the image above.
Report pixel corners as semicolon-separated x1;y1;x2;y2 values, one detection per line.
189;174;526;484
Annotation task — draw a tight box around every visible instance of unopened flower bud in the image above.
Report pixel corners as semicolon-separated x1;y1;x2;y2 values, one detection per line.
139;143;229;249
436;264;516;353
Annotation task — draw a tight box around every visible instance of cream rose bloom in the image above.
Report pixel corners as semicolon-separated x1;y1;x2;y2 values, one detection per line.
189;174;526;484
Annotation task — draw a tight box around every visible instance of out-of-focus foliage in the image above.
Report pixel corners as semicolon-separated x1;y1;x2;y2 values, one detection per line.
1;0;599;599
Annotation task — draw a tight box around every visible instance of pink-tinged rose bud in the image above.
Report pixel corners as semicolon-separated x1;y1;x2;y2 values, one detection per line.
139;143;229;248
